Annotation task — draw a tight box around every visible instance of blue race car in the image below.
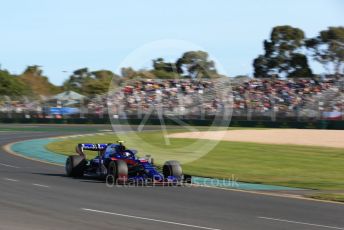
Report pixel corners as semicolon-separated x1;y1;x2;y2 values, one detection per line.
65;141;183;184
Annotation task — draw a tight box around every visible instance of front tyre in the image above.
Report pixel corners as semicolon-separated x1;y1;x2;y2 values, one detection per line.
107;160;128;184
163;160;183;178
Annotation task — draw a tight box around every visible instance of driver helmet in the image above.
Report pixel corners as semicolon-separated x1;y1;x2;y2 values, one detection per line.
123;151;131;157
117;140;126;152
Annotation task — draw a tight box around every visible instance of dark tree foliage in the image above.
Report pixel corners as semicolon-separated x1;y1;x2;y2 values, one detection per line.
120;51;220;80
0;70;26;96
306;26;344;76
3;25;344;97
253;25;313;78
19;66;60;96
151;58;180;79
176;51;219;79
153;58;177;73
63;68;120;96
63;68;93;93
121;67;136;79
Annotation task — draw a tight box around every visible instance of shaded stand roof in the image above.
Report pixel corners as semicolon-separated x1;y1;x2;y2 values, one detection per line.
52;91;86;101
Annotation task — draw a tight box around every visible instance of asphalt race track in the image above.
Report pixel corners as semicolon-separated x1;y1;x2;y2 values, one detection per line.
0;125;343;230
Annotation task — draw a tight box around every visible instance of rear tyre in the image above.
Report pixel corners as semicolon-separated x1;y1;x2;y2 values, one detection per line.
107;160;128;184
163;160;183;178
65;155;86;177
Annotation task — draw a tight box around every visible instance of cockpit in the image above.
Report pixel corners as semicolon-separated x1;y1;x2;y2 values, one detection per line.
103;144;135;159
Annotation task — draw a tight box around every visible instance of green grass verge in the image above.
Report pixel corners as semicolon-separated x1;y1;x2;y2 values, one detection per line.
307;193;344;203
46;129;344;190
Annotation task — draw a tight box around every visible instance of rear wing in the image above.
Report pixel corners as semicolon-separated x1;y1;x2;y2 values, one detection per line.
76;143;108;157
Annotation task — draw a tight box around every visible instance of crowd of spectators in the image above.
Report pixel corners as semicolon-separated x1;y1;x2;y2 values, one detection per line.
105;78;343;120
232;78;344;119
0;97;43;114
106;79;231;118
1;78;343;120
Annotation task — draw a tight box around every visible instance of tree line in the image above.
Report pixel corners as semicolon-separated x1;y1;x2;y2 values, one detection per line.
254;25;343;78
1;25;343;98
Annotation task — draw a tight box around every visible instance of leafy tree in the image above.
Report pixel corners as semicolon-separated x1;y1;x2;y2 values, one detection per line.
19;65;61;96
64;69;121;96
63;68;92;93
253;25;312;78
176;51;219;78
253;55;274;78
306;26;344;76
288;53;313;78
0;70;26;96
83;79;109;95
121;67;159;79
150;69;180;79
92;70;118;80
84;70;121;95
151;58;180;78
153;58;177;72
121;67;137;79
136;70;156;79
24;65;43;76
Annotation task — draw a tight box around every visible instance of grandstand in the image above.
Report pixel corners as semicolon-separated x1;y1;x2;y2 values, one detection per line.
0;77;343;122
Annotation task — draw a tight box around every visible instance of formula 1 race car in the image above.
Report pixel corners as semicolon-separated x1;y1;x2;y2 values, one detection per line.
65;141;183;184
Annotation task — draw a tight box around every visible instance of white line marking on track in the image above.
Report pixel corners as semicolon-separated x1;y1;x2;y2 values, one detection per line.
4;178;19;182
82;208;222;230
258;216;344;229
0;162;20;168
32;183;50;188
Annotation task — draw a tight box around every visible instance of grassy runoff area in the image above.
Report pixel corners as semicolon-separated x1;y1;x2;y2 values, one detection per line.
46;129;344;192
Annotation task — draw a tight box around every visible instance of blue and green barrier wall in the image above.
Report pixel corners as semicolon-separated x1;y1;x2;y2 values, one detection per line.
1;116;344;129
